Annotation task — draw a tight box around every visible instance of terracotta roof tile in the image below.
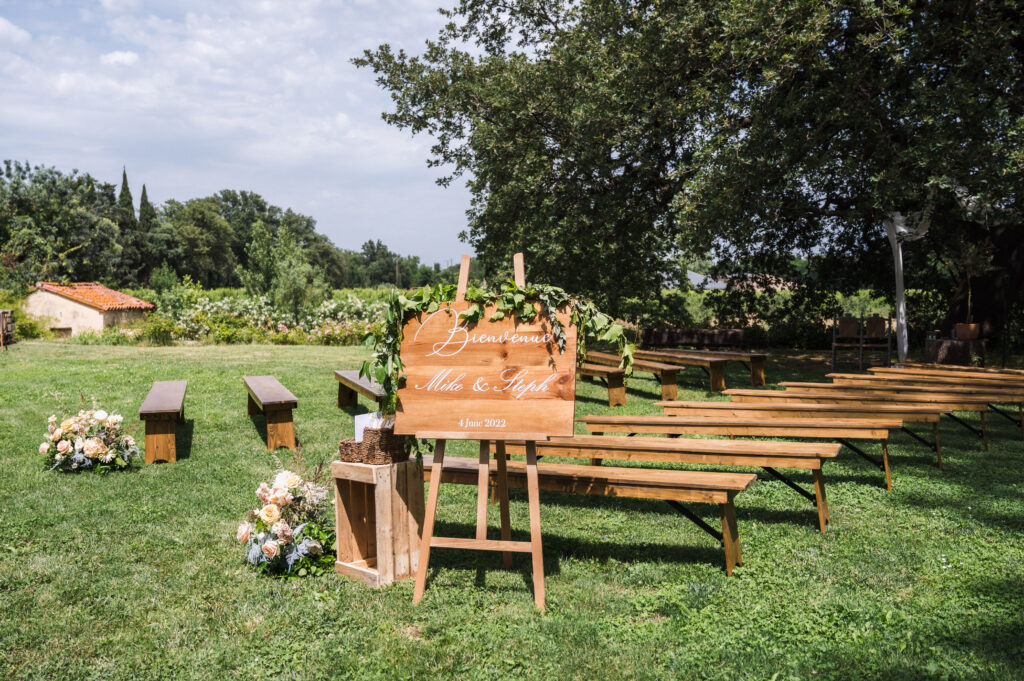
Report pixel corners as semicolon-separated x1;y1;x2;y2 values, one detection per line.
34;282;155;311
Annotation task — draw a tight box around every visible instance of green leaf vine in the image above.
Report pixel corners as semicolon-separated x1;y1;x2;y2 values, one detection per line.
360;280;634;415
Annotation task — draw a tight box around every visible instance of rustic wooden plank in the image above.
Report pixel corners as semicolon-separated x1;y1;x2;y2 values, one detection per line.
139;380;187;416
335;369;386;405
373;465;394;585
243;375;298;408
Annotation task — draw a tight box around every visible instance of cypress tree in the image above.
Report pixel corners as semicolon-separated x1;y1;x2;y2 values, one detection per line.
117;168;137;232
139;184;157;233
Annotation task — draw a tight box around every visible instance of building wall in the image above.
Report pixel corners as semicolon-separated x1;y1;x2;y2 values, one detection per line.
24;291;108;336
102;309;147;327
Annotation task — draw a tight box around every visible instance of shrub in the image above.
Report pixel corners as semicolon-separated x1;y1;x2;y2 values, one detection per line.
139;314;178;346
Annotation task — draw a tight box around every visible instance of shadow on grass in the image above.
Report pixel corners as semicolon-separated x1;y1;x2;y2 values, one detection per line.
426;520;724;577
175;419;194;460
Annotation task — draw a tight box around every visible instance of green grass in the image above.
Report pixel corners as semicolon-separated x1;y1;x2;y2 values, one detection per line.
1;342;1022;680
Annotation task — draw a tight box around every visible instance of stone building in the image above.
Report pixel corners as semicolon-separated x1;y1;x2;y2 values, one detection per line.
24;282;155;336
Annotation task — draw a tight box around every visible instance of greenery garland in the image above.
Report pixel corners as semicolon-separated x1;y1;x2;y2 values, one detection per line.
360;280;634;415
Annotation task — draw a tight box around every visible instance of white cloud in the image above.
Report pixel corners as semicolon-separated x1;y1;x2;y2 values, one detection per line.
0;16;31;44
0;0;471;261
100;49;138;66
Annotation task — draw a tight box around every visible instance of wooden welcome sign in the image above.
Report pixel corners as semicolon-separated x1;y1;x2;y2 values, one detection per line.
393;256;577;440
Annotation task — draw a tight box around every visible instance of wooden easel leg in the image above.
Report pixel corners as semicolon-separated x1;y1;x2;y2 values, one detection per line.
413;440;446;604
475;440;490;541
495;441;513;569
881;440;892;491
981;411;989;451
525;442;545;611
933;422;943;469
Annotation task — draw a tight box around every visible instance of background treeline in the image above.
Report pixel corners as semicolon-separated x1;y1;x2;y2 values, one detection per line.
0;160;464;294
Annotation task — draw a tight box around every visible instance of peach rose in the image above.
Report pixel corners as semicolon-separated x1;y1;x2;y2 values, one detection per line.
82;437;107;459
258;504;281;524
256;482;272;504
51;428;63;441
273;470;302;490
237;523;253;543
57;440;71;454
268;486;292;507
39;442;51;455
261;540;280;559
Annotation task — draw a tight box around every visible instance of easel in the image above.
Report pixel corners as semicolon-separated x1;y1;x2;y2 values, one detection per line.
412;253;548;611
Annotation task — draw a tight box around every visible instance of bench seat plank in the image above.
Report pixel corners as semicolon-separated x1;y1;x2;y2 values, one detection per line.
140;380;187;417
244;375;298;407
335;369;386;407
655;400;941;423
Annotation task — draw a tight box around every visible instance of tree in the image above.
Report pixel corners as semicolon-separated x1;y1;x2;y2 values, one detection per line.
271;237;329;320
237;220;277;295
358;1;1023;330
161;198;238;287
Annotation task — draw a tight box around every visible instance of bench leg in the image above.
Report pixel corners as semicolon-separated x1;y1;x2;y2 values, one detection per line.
750;358;765;386
144;418;177;464
338;383;358;408
933;422;943;470
660;370;678;401
266;407;296;450
247;393;261;417
525;442;546;611
812;469;829;535
414;440;445;604
720;499;741;576
881;439;892;491
495;441;513;569
708;365;725;392
606;373;626;407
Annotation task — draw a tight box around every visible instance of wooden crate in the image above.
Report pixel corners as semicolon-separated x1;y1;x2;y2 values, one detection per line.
331;458;424;587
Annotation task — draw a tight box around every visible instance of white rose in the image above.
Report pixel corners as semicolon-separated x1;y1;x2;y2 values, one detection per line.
93;410;108;422
273;470;303;490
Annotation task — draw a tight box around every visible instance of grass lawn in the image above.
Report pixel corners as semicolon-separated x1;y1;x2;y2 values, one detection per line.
1;342;1022;680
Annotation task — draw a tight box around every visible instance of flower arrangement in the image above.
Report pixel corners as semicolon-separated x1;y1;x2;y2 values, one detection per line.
40;409;139;472
237;469;335;577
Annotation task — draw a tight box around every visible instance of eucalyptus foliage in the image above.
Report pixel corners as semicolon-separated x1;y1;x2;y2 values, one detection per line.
361;281;634;414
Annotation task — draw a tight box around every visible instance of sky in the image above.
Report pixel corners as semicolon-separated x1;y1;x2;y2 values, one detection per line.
0;0;474;266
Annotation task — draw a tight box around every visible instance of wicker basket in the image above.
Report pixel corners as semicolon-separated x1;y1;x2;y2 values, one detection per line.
337;427;410;465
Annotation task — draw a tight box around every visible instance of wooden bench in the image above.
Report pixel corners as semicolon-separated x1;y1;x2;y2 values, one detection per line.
586;350;682;400
0;309;13;350
656;399;945;466
589;349;729;393
335;369;386;409
500;436;838;534
637;348;767;386
733;387;993;450
581;414;904;490
577;362;626;406
870;366;1024;385
903;363;1024;377
244;375;298;450
139;380;187;464
423;454;755;576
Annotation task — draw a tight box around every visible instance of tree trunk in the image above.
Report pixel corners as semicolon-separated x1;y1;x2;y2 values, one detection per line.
886;222;909;363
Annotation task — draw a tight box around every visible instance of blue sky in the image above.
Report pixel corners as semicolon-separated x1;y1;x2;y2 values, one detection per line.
0;0;473;266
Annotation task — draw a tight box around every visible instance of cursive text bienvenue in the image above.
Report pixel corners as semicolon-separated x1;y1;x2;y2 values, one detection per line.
413;368;558;399
413;309;553;357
